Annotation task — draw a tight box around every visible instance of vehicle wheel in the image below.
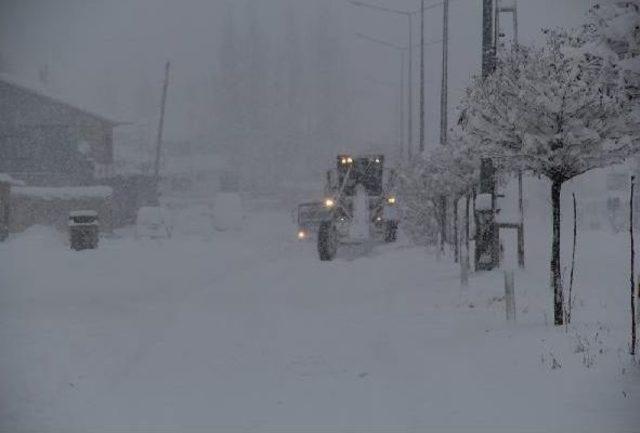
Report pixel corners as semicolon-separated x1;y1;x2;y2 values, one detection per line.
318;221;338;261
384;221;398;243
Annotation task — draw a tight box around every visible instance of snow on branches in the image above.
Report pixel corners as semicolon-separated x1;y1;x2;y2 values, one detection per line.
462;31;639;184
460;28;639;326
583;1;639;62
400;137;480;246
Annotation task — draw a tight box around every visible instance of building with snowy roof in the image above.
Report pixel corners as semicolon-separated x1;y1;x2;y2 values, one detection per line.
0;73;123;186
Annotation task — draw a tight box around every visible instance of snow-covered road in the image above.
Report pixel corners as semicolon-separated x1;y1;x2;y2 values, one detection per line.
1;205;639;432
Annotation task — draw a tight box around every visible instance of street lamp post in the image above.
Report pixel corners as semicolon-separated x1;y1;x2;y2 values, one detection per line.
407;14;413;159
349;0;444;157
355;31;444;162
348;1;420;159
420;0;425;153
354;32;408;162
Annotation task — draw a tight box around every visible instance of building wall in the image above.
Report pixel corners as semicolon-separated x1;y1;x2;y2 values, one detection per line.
0;81;114;185
10;193;113;234
0;182;9;239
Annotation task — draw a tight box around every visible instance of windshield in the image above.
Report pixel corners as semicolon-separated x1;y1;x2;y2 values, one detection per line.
337;157;383;196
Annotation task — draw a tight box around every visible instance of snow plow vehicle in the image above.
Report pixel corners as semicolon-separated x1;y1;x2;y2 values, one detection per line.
298;154;398;261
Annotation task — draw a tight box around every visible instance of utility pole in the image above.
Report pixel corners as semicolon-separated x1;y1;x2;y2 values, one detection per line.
494;0;524;267
354;32;409;162
476;0;500;271
500;0;523;268
407;14;414;159
349;0;441;157
512;2;524;268
439;0;450;255
482;0;495;79
439;0;449;146
420;0;425;153
400;51;406;162
153;60;171;195
348;1;419;160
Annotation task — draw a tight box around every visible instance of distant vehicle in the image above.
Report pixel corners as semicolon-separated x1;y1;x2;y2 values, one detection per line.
136;207;172;239
297;154;399;261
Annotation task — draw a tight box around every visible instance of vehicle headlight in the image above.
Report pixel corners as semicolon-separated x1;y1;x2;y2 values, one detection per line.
325;198;335;208
297;230;306;240
347;157;353;164
387;197;396;205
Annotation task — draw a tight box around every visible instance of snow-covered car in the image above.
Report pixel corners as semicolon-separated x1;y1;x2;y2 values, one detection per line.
135;207;172;239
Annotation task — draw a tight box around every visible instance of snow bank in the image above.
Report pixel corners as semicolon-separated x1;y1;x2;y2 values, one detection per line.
0;173;25;186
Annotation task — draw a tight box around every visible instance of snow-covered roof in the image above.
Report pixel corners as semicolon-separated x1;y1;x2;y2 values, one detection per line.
0;72;123;126
13;186;112;200
0;173;25;186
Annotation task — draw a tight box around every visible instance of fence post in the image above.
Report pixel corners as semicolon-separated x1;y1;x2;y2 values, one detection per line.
517;223;525;269
504;271;516;322
461;251;469;287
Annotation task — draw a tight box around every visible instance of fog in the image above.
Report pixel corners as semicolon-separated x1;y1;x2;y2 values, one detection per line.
4;1;640;430
0;0;591;189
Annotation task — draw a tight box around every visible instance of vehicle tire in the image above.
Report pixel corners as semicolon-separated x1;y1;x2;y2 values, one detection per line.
318;221;338;261
384;221;398;243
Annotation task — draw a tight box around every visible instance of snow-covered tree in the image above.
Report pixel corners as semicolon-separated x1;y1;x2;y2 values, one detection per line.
583;1;640;131
400;138;479;251
400;159;441;246
461;31;640;326
583;1;639;62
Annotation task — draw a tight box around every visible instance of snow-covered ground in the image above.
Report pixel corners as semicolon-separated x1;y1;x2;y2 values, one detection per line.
1;201;639;432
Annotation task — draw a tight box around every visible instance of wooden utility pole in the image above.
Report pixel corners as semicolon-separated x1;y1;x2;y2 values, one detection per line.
153;60;171;191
